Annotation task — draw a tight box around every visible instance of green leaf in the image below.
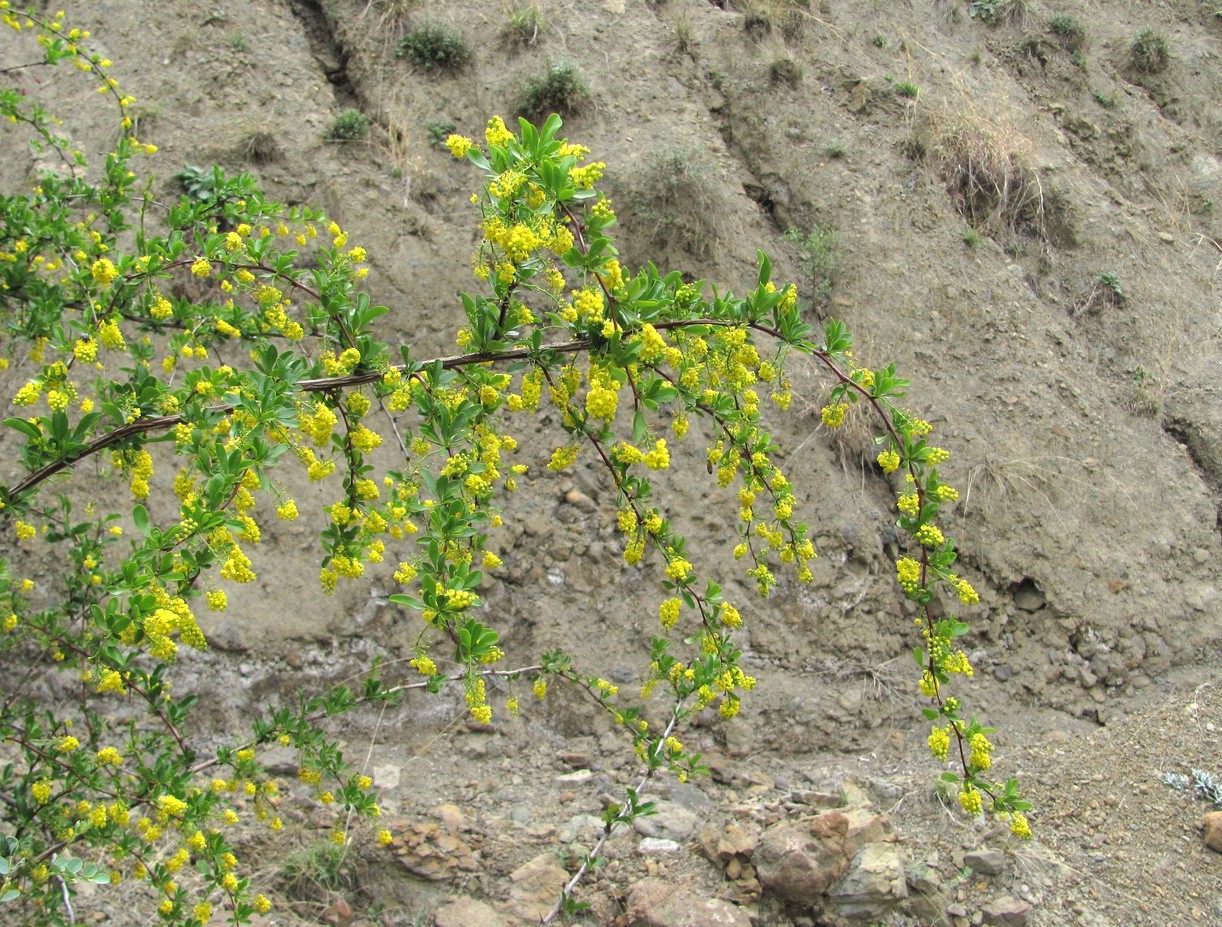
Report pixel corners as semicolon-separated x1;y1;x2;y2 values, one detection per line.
632;410;647;443
1;888;18;903
132;504;150;535
4;417;42;440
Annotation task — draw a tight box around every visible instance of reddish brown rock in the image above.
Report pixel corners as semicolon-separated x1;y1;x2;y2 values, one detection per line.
718;821;760;861
982;895;1034;926
754;809;894;906
1204;811;1222;852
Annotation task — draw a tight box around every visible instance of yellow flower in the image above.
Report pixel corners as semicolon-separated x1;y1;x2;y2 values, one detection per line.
896;557;922;595
91;257;118;285
969;732;993;770
958;786;983;816
820;403;847;428
485;115;514;147
720;603;742;628
659;597;681;630
927;725;950;760
190;258;211;278
546;445;579;471
1008;811;1032;840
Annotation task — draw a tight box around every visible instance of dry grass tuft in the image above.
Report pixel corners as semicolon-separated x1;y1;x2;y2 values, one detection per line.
918;102;1047;239
630;147;732;260
735;0;812;43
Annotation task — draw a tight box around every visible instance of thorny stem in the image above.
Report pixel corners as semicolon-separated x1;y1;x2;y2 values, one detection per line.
540;709;684;925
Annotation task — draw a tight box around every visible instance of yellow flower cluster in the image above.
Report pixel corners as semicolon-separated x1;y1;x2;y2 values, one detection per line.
896;557;922;596
958;786;983;815
969;732;993;770
928;725;950;760
547;445;580;471
659;597;681;630
821;403;847;428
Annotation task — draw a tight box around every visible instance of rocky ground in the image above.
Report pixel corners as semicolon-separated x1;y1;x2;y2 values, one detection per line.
2;0;1221;925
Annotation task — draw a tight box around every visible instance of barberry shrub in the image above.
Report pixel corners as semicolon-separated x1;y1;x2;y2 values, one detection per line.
0;8;1030;925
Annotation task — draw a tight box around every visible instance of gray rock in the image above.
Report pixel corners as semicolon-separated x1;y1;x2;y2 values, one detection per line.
622;878;751;927
373;762;401;791
964;848;1007;876
434;897;508;927
907;865;952;924
638;837;682;853
831;843;909;919
498;853;568;926
633;799;698;841
557;814;603;843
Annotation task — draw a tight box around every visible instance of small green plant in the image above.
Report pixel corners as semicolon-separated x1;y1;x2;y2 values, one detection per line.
173;164;222;203
1130;29;1169;73
871;34;886;47
969;0;1027;26
1048;14;1085;50
329;108;371;142
1075;272;1124;314
231;31;247;53
962;226;984;248
1096;272;1124;303
1130;365;1162;416
769;56;802;87
397;22;471;72
825;140;846;159
1093;89;1117;108
504;5;544;46
1162;768;1222;807
668;16;697;58
895;80;920;99
519;60;589;119
784;224;839;304
426;119;457;147
275;841;356;903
